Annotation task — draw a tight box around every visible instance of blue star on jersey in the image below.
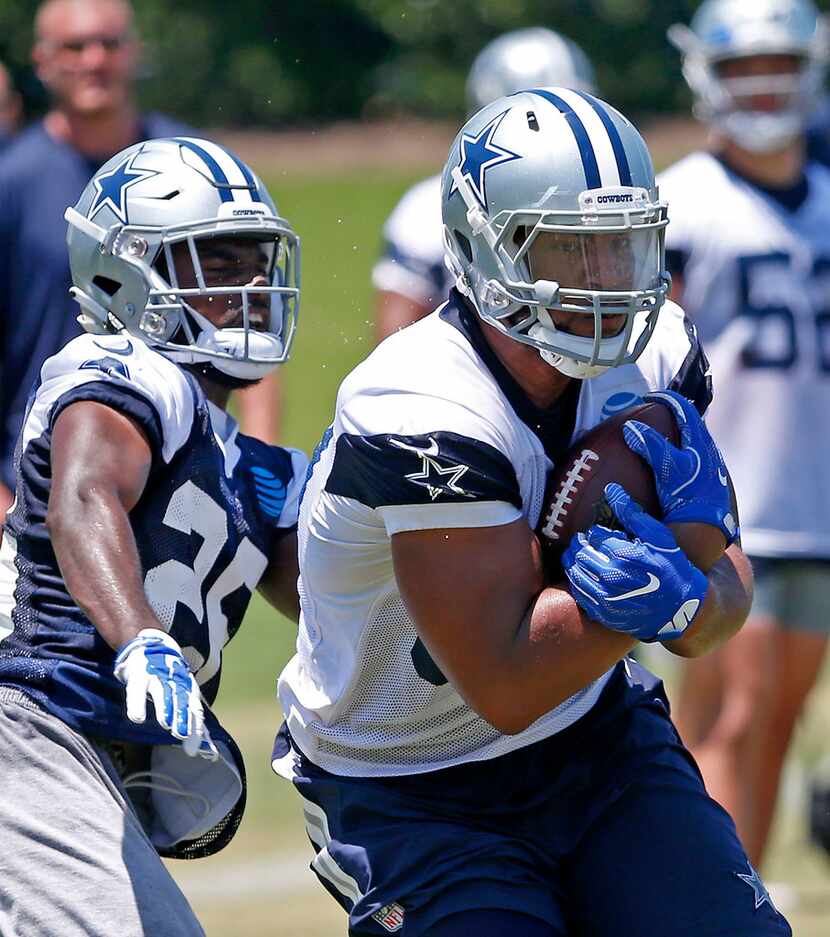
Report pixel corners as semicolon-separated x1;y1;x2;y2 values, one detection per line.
89;153;157;224
450;110;521;211
736;862;776;911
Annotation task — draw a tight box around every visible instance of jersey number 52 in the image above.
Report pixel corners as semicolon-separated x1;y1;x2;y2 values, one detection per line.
738;253;830;371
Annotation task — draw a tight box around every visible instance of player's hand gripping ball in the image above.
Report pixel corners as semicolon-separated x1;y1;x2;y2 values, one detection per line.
562;483;708;642
536;396;732;576
623;390;738;547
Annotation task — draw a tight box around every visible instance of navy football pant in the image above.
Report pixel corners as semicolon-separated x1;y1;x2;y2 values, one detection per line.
428;910;559;935
278;661;791;937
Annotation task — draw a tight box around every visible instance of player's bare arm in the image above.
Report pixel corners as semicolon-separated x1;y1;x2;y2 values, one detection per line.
392;518;634;736
258;530;301;622
0;481;13;527
663;541;752;658
48;399;158;650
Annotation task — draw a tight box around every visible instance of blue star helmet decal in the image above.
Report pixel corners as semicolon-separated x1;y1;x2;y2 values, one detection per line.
449;110;521;212
89;152;158;224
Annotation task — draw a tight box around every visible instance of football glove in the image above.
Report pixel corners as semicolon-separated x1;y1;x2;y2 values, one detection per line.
114;628;218;760
563;483;709;643
622;389;738;546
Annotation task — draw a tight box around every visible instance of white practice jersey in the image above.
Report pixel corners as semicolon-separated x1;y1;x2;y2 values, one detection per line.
277;291;710;778
371;174;454;307
659;151;830;557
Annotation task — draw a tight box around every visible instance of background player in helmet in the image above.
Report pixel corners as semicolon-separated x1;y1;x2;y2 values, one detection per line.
273;90;786;936
371;27;596;342
0;137;306;936
660;0;830;869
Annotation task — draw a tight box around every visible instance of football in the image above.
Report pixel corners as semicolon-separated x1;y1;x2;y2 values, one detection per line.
537;400;726;574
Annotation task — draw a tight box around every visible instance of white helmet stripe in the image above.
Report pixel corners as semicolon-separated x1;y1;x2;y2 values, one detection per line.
550;88;622;187
174;137;259;202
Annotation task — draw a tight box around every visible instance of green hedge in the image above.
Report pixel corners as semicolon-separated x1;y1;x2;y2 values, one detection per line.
2;0;829;126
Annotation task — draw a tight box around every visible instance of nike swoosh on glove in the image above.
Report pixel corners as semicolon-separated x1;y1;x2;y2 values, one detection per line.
114;628;218;760
562;483;709;642
622;389;738;546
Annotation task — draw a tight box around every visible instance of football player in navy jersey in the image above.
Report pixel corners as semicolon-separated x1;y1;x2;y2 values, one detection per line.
274;90;788;936
661;0;830;870
0;137;306;937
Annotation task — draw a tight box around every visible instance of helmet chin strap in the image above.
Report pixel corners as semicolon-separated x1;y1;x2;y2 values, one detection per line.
527;307;617;379
171;303;284;379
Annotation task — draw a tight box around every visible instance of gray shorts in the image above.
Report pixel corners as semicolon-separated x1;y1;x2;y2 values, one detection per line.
749;556;830;634
0;688;204;937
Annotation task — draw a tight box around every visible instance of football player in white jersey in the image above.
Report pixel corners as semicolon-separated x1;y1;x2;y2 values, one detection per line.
371;27;595;342
660;0;830;868
0;138;307;936
274;91;790;937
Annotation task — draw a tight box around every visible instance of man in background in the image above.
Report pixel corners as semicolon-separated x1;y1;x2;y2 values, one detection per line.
659;0;830;869
0;61;22;150
0;0;279;523
371;27;596;342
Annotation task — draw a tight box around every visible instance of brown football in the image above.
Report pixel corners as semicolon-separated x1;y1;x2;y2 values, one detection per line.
537;400;726;575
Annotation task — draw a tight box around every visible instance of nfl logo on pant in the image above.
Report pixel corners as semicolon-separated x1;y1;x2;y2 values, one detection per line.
371;902;405;932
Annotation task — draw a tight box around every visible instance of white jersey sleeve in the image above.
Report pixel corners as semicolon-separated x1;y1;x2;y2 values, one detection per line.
23;334;194;465
371;174;452;306
330;367;524;536
639;299;713;414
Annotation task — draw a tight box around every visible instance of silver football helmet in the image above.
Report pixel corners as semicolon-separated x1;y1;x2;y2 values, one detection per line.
669;0;829;152
65;137;299;380
466;27;596;114
442;88;669;379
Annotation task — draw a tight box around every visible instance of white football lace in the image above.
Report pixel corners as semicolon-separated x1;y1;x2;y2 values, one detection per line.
540;449;599;541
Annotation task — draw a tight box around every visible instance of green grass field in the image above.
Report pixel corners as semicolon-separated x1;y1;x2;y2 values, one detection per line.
164;163;830;935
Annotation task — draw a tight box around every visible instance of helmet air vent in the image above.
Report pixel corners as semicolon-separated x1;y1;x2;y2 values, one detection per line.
92;275;122;297
454;230;473;263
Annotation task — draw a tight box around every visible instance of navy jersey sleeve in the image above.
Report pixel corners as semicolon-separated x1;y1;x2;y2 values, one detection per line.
667;314;713;417
326;429;522;535
49;380;165;461
23;334;195;468
237;434;308;534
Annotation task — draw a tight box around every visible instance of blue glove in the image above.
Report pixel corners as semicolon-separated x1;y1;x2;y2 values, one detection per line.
622;389;738;546
114;628;218;760
563;483;709;642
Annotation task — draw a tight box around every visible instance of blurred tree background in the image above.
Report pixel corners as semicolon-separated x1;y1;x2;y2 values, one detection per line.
1;0;830;126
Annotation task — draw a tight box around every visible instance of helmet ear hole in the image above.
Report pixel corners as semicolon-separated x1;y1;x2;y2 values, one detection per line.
453;230;473;263
92;275;122;297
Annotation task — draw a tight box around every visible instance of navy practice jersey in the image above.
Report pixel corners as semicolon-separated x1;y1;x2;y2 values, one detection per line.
0;334;306;746
277;290;710;777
